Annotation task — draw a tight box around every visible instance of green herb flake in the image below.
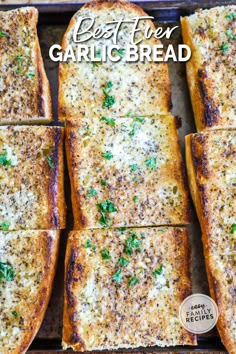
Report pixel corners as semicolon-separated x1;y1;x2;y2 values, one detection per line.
132;177;141;183
0;221;10;230
87;188;98;197
0;30;7;37
225;12;236;20
112;269;122;283
118;257;130;267
140;232;145;239
133;116;145;124
102;151;113;160
153;264;163;279
158;229;167;232
113;48;125;58
128;123;139;137
131;164;138;172
0;152;12;166
133;196;139;203
12;310;18;318
125;232;142;256
126;110;133;117
46;155;54;169
101;179;107;187
226;29;236;40
28;73;35;77
98;212;111;227
103;81;115;108
100;116;116;127
84;239;96;251
0;262;15;283
220;42;229;54
214;140;222;146
103;81;113;94
231;223;236;234
128;276;139;287
100;249;111;260
97;200;117;213
145;156;157;170
116;227;127;234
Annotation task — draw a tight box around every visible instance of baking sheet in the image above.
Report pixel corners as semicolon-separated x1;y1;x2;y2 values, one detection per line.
0;2;230;352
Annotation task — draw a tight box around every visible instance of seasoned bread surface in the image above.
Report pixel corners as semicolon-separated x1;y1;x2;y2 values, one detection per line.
0;7;52;124
0;230;60;354
63;227;197;351
181;6;236;131
0;126;66;230
186;131;236;255
59;1;171;120
66;116;190;229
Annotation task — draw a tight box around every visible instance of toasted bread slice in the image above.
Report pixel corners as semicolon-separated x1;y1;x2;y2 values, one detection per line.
0;230;60;354
0;126;66;230
186;131;236;255
58;1;171;121
205;254;236;354
0;7;52;124
66;116;190;229
63;227;197;351
181;6;236;131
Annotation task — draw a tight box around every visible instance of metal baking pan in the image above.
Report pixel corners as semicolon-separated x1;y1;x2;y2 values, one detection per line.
0;1;233;352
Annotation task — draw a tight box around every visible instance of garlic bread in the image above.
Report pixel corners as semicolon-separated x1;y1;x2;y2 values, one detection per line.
186;131;236;256
181;6;236;131
0;7;52;124
63;227;197;351
0;230;60;354
0;126;66;230
205;254;236;354
66;116;190;229
59;1;171;121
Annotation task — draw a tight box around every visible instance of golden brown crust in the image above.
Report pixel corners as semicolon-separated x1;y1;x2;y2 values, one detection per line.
0;126;66;230
58;0;171;121
0;230;60;354
0;7;52;124
63;227;197;351
66;116;190;229
181;6;236;131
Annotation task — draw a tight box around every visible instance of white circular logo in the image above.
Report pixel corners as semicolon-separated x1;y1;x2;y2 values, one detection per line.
179;294;219;334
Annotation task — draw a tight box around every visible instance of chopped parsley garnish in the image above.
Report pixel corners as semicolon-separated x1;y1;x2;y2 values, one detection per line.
84;239;96;251
0;30;7;37
97;199;117;227
132;177;141;183
46;155;54;168
126;110;133;117
112;269;122;283
113;48;125;58
125;232;142;256
91;49;102;67
145;156;157;170
153;264;163;279
214;140;222;146
140;232;145;239
220;42;229;54
0;262;15;283
118;257;130;267
102;151;113;160
226;29;236;40
158;229;167;232
100;116;116;127
225;12;236;20
28;73;35;77
133;196;139;203
101;179;107;187
87;188;98;197
128;276;139;287
100;249;111;260
231;224;236;234
133;116;145;124
15;55;24;73
12;311;18;318
116;227;127;234
102;81;115;108
131;164;138;172
97;200;117;213
0;221;10;230
128;123;139;138
0;152;12;166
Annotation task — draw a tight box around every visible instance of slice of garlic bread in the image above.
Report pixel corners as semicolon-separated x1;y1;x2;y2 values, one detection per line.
0;126;66;230
0;230;60;354
63;227;197;351
205;254;236;354
0;7;52;124
181;6;236;131
186;131;236;255
66;116;190;229
58;1;171;121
